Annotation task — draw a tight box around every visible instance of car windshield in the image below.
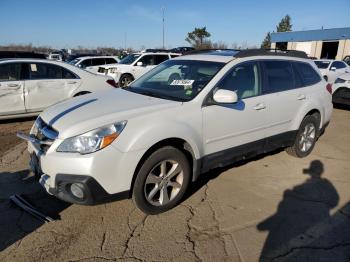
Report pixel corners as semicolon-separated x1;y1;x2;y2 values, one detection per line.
119;54;141;65
126;59;225;102
315;61;330;69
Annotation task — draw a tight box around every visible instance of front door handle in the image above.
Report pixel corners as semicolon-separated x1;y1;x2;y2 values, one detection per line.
297;94;306;100
67;81;77;84
253;103;266;111
7;83;20;87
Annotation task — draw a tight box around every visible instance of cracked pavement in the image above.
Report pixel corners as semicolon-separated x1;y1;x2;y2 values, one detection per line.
0;108;350;262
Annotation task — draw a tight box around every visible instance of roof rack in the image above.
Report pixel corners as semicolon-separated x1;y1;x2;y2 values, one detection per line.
183;49;239;55
183;48;308;59
234;49;308;59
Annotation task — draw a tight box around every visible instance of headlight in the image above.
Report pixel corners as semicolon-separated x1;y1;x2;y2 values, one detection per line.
30;117;40;136
109;67;118;74
334;78;346;84
57;121;127;154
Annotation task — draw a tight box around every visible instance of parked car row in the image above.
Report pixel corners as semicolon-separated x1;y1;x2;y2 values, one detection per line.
17;49;333;214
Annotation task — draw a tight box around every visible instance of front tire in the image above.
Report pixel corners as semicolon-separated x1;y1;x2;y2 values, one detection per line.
286;115;320;158
132;147;191;214
119;74;134;88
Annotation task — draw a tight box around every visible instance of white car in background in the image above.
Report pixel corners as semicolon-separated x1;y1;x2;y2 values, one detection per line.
0;58;117;119
97;52;181;87
69;56;120;74
314;59;350;83
332;72;350;105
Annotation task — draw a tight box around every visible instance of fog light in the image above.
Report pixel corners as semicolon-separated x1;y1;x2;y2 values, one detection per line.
70;183;85;199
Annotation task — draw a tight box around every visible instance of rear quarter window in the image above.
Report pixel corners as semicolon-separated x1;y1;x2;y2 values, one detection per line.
293;62;321;86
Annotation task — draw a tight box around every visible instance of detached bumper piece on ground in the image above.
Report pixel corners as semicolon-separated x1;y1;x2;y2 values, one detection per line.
9;194;54;223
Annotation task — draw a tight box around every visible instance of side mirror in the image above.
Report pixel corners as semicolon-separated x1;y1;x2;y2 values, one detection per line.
330;67;337;72
136;61;143;66
213;89;238;104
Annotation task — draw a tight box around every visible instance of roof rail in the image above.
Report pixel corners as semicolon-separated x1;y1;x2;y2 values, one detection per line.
234;49;308;59
183;49;239;55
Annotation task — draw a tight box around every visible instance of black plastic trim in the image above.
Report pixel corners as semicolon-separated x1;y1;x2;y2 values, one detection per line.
49;174;129;205
199;130;297;174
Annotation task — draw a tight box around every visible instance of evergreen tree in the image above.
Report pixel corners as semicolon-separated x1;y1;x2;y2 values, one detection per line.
261;32;271;49
276;15;292;32
186;27;211;49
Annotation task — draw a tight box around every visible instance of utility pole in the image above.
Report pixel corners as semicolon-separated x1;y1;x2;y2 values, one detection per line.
161;6;165;49
124;32;127;51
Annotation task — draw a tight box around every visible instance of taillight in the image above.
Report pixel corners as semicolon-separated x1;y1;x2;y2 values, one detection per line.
106;79;118;88
326;83;332;94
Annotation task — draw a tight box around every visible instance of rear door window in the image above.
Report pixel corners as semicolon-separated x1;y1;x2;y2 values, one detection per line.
28;63;76;79
293;62;321;86
105;58;118;64
154;55;170;64
262;61;294;93
91;58;106;66
0;63;22;81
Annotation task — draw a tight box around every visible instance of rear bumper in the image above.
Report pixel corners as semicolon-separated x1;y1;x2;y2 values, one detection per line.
332;87;350;105
319;121;330;137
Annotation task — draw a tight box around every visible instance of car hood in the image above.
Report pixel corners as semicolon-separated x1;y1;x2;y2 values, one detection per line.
40;88;181;138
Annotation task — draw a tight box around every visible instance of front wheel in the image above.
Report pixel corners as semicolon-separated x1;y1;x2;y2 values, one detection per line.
119;74;134;88
132;147;191;214
286;115;320;158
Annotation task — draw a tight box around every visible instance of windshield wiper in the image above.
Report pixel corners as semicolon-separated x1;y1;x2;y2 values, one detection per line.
126;88;184;102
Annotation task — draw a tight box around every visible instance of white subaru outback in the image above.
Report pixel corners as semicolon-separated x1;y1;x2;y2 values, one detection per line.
18;49;333;214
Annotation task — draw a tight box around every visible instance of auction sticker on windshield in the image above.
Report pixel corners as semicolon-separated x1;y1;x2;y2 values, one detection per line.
170;80;194;86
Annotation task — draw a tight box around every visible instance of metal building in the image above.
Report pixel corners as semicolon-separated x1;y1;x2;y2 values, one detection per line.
271;27;350;59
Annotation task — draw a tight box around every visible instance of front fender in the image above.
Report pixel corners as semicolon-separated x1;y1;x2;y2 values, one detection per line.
113;119;203;160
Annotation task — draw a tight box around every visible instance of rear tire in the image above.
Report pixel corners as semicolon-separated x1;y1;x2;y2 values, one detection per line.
132;146;191;214
286;114;320;158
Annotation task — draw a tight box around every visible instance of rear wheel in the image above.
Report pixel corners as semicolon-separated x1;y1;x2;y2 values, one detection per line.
286;114;320;158
132;146;191;214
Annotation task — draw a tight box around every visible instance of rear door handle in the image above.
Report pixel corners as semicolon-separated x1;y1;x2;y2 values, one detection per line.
253;103;266;111
67;81;77;84
297;94;306;100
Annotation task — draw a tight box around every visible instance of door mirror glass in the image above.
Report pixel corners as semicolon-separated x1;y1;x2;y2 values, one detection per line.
136;61;143;66
213;89;238;104
330;67;337;71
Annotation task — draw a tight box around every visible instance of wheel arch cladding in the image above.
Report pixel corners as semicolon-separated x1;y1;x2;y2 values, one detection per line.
291;104;322;131
129;137;198;197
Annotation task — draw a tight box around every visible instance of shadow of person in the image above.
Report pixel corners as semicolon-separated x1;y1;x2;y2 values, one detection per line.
0;169;70;251
257;160;339;261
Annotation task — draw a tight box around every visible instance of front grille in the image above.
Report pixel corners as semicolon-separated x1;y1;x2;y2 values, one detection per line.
34;117;58;153
98;67;106;73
